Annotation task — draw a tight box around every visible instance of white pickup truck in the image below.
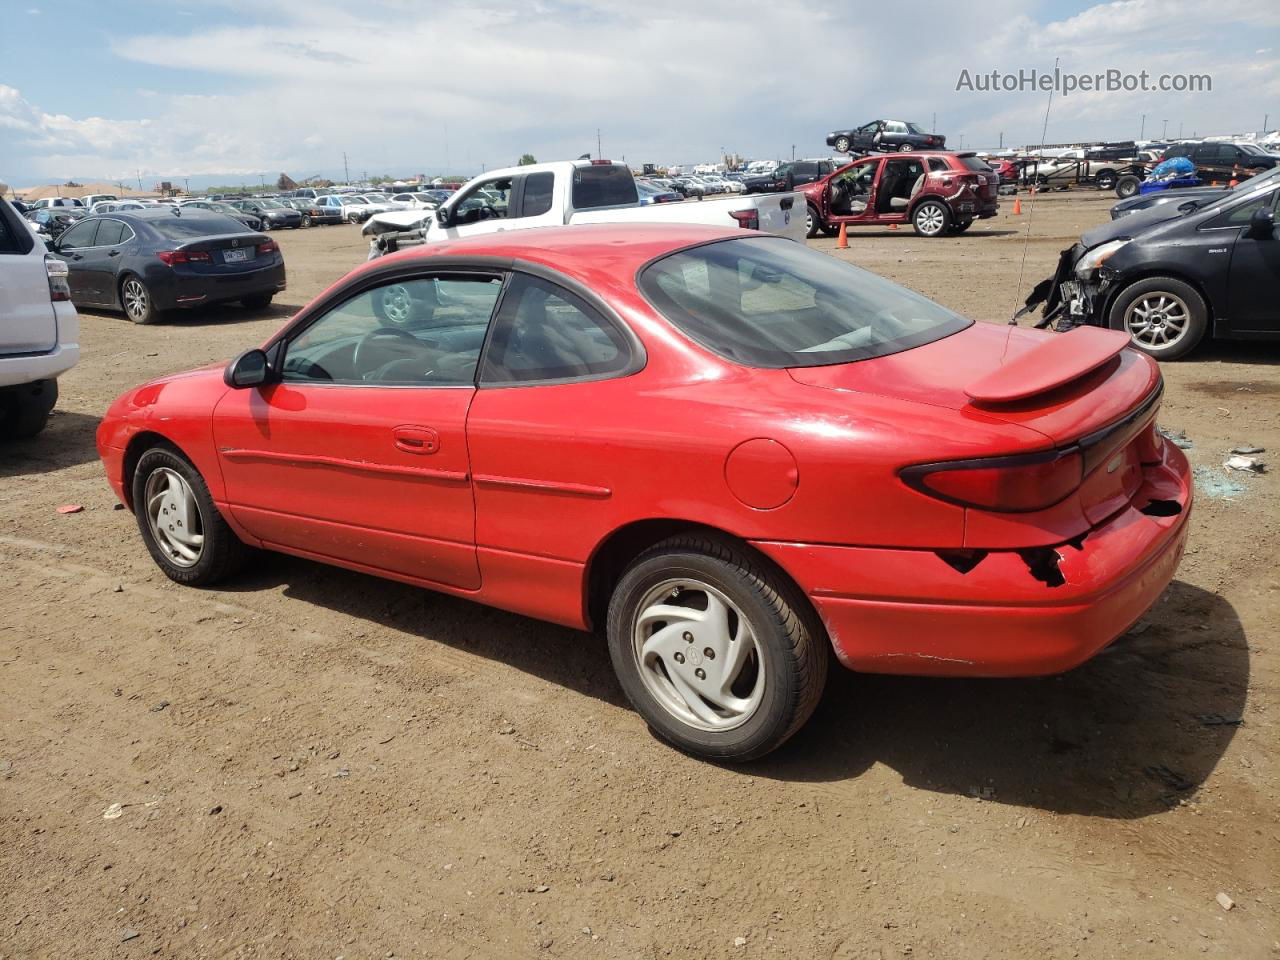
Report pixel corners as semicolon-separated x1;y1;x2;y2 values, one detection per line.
363;159;805;257
0;197;79;439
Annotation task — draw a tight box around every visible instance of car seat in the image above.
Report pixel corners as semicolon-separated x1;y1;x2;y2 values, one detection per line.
889;174;925;211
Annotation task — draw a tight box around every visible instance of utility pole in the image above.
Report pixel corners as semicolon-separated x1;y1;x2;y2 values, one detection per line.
999;131;1003;148
183;177;189;194
1140;114;1145;140
790;144;795;160
343;151;350;185
136;169;142;191
596;128;602;159
932;112;936;134
1178;121;1183;139
1162;119;1168;139
1265;113;1270;133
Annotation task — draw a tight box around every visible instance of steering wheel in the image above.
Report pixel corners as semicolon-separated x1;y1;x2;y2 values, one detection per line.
479;204;500;221
352;328;432;379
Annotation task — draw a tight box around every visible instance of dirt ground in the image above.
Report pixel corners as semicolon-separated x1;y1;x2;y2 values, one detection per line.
2;193;1277;960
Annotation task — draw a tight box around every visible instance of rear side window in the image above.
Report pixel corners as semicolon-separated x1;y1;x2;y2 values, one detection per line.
521;172;554;217
795;162;818;176
480;274;633;384
94;220;128;247
1165;145;1190;158
570;165;638;209
959;157;991;171
928;157;949;172
1204;189;1277;228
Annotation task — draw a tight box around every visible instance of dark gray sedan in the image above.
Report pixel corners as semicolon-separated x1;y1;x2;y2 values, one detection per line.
45;209;286;324
229;198;302;230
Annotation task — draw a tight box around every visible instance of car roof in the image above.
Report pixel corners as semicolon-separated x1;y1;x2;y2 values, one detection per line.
370;223;745;284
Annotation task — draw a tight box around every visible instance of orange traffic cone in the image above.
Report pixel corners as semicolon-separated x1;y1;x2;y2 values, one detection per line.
836;221;848;249
888;223;898;230
1013;197;1022;215
1229;178;1238;188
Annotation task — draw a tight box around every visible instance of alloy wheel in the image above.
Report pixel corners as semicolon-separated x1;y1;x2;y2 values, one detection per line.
915;205;945;236
144;467;205;568
631;578;766;732
379;284;414;325
835;137;850;153
122;279;149;321
1125;292;1190;348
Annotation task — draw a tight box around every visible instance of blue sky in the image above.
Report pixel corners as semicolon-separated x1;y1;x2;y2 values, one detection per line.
2;0;1276;188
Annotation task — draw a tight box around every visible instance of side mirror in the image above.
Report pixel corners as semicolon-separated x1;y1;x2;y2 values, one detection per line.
224;348;271;388
1249;206;1276;238
434;205;453;228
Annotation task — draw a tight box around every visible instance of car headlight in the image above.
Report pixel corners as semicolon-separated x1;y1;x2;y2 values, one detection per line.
1075;239;1129;276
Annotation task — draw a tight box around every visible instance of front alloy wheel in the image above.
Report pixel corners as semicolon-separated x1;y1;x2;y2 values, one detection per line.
1108;276;1208;360
834;136;851;153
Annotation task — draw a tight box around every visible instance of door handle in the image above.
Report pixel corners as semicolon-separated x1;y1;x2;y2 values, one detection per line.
108;249;120;257
392;425;439;455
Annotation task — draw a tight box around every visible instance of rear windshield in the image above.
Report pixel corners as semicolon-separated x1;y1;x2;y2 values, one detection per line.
148;215;247;240
571;165;638;209
959;156;991;171
638;237;971;368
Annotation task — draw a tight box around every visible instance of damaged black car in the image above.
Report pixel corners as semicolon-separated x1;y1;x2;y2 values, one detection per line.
1020;167;1280;360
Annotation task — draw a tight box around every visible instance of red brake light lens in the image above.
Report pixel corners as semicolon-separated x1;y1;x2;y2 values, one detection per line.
45;256;70;302
156;250;211;266
901;449;1083;513
258;239;279;255
729;209;760;230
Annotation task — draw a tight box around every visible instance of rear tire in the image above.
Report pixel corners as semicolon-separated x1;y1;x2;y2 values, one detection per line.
912;200;951;237
241;293;273;310
120;276;159;324
898;143;914;152
131;445;252;586
606;534;828;762
1107;276;1208;361
0;380;57;441
1115;175;1141;199
950;218;974;234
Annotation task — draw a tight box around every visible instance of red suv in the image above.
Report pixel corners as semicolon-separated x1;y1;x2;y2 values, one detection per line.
801;151;1000;238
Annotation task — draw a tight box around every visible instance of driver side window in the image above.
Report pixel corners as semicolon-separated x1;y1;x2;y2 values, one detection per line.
453;177;513;225
282;275;504;386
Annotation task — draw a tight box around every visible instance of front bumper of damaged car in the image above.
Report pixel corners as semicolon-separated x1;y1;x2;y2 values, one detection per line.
1017;241;1118;331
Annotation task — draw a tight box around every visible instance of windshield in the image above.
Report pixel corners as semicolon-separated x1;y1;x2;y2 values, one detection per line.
347;196;369;204
1240;143;1264;155
638;236;971;368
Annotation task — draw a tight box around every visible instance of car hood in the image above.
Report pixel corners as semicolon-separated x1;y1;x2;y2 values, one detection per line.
786;321;1159;446
1080;203;1191;247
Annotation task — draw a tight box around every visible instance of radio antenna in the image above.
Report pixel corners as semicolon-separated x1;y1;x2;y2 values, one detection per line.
1009;56;1060;325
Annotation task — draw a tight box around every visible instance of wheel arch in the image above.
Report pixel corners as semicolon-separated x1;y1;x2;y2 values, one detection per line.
582;518;822;640
121;431;190;511
1101;268;1216;333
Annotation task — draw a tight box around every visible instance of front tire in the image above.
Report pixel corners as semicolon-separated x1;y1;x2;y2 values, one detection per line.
132;446;252;586
301;215;312;227
260;218;272;231
912;200;951;237
606;535;828;762
120;276;159;324
1095;170;1117;190
1107;276;1208;360
805;204;822;239
834;136;851;153
898;143;914;152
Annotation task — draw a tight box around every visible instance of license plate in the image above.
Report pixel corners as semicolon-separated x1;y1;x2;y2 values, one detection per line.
223;248;249;263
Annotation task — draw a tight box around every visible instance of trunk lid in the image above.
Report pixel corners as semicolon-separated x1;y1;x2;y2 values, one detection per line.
174;233;270;273
788;323;1164;544
787;322;1158;446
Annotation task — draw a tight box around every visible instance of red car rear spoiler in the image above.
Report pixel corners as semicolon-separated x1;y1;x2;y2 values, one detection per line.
965;327;1130;404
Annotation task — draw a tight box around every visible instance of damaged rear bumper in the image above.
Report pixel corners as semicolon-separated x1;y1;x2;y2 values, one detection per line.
751;443;1191;678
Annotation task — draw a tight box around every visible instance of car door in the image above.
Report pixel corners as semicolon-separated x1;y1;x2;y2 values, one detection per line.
437;175;516;240
465;271;641;625
826;158;881;223
851;122;879;152
1218;186;1280;332
212;271;506;589
80;218;131;305
49;219;101;304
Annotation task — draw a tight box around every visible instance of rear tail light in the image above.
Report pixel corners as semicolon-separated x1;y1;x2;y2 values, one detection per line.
901;449;1084;513
45;256;70;302
258;239;279;255
729;209;760;230
156;249;211;266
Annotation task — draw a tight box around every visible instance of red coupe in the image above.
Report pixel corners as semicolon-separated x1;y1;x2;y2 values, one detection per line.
97;224;1192;761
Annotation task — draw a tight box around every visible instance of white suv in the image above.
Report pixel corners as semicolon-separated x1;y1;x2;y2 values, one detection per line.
0;198;79;439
